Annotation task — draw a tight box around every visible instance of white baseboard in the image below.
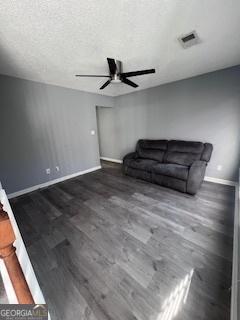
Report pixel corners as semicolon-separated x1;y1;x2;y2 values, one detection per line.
100;157;237;187
204;176;238;187
100;157;123;164
7;165;101;199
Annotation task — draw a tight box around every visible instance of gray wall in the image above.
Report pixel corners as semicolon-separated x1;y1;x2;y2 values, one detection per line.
1;66;240;195
97;66;240;181
0;75;113;194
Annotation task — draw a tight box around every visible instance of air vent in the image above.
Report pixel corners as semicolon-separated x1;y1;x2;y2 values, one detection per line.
178;31;200;49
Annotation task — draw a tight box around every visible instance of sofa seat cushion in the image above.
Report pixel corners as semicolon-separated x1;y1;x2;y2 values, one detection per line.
152;163;189;180
125;167;152;182
129;159;158;172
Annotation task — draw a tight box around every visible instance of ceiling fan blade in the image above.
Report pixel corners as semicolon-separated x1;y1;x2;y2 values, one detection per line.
121;69;155;78
100;80;111;90
107;58;117;75
75;75;110;77
122;78;138;88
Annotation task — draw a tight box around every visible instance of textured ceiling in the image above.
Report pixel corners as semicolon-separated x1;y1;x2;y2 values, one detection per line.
0;0;240;96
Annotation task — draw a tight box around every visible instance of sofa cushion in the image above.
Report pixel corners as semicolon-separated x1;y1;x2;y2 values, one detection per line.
164;140;203;166
168;140;204;153
138;149;165;162
137;139;168;162
164;151;201;166
125;167;152;182
129;159;158;172
138;139;168;150
152;163;189;180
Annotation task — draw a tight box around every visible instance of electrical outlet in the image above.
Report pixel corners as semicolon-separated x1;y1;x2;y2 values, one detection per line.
217;165;222;171
56;166;60;172
46;168;51;175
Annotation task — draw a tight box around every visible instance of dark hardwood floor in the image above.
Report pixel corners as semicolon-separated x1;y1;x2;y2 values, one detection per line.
0;273;8;304
10;161;235;320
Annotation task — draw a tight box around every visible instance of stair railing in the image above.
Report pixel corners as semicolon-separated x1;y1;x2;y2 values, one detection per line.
0;202;34;304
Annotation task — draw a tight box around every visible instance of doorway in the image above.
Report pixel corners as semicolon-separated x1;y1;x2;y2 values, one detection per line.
96;106;116;161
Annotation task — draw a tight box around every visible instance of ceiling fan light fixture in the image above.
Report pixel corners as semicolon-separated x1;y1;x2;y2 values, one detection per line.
111;79;121;83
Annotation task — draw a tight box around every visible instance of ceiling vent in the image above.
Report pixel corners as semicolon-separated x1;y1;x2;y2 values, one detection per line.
178;31;200;49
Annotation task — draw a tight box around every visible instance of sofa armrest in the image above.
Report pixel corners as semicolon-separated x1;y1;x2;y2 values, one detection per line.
122;152;137;174
123;152;138;162
187;160;207;195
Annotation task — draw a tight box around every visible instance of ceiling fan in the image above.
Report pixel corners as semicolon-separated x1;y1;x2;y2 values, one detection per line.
75;58;155;90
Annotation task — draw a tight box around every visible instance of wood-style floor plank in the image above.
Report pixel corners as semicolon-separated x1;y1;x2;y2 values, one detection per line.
10;161;235;320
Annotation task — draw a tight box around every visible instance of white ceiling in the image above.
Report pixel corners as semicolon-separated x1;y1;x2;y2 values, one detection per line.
0;0;240;96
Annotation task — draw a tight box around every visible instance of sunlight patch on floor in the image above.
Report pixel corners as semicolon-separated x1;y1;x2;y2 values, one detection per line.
157;269;194;320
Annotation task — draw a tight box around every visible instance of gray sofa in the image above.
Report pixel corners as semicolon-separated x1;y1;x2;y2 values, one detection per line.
123;139;213;195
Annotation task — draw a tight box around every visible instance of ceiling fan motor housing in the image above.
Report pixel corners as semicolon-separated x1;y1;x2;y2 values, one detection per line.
111;60;122;82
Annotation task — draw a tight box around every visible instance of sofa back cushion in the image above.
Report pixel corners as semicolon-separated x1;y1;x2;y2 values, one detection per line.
137;139;168;162
164;140;204;166
135;139;213;166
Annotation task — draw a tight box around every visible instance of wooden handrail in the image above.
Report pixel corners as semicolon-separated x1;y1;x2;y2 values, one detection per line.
0;202;34;304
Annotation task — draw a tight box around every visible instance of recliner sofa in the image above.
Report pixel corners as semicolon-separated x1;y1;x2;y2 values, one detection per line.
123;139;213;195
